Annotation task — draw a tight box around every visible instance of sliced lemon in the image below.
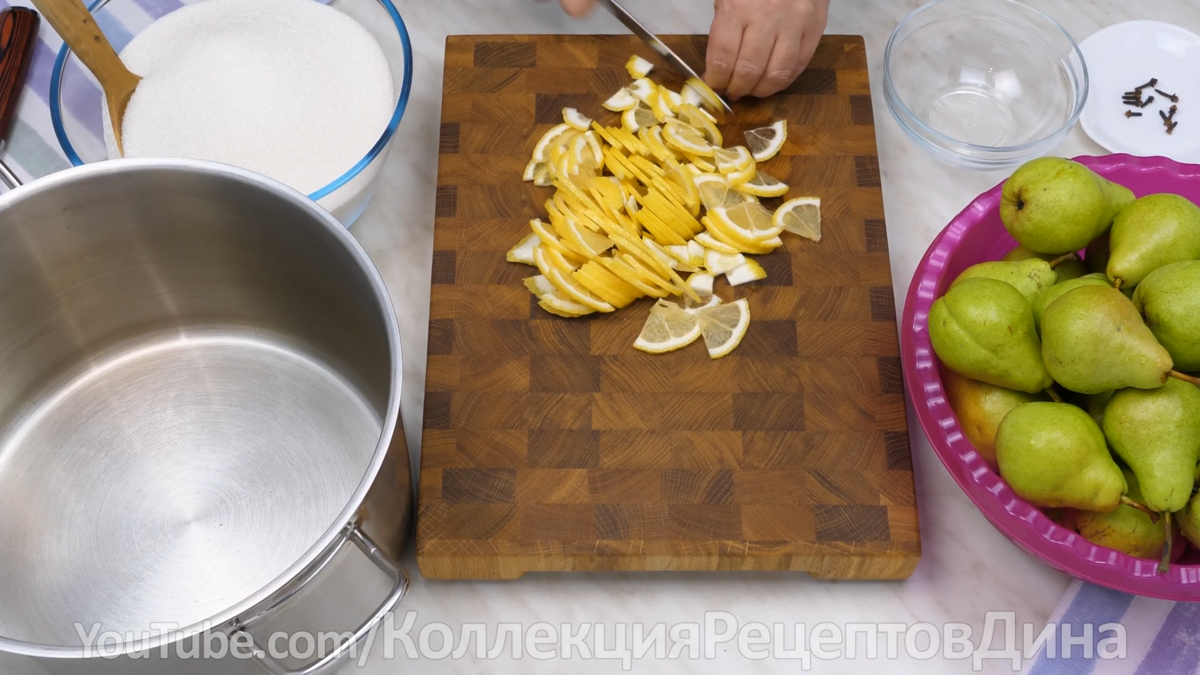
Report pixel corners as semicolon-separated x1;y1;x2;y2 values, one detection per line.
714;145;754;175
663;119;716;157
533;123;574;162
704;249;747;275
774;196;821;242
597;256;670;298
694;174;755;211
685;154;718;173
686;239;707;265
575;261;643;307
683;77;726;121
563;107;593;132
617;252;679;296
663;244;690;265
622;105;659;134
684;294;722;314
745;120;787;162
608;126;650;156
724;163;757;187
686;272;715;298
507;232;540;265
563;218;615;257
680;83;704;109
698;298;750;359
693;231;739;254
735;170;789;198
633;299;702;354
726;259;768;286
652;86;676;122
678;104;723;147
523;159;541;182
629;78;658;106
584;130;604;166
546;267;616;313
603;88;640;112
524;275;555;298
716;201;785;241
664;160;700;214
540;291;595;318
626;54;654;79
702;217;780;255
663;88;683;113
571;134;598;170
531;218;586;260
640;124;676;164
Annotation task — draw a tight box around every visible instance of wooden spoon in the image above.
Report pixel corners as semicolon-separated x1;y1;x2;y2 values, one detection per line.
31;0;141;155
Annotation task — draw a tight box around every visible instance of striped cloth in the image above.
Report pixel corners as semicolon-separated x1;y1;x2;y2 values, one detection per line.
1023;579;1200;674
0;0;187;186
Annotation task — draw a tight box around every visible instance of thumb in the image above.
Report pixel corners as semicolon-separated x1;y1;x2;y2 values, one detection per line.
560;0;598;18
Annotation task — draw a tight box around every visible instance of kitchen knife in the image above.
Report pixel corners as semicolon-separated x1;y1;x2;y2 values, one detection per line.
0;7;39;189
595;0;733;117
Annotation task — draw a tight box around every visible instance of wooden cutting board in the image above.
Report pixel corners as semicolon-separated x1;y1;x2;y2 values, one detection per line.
418;34;918;580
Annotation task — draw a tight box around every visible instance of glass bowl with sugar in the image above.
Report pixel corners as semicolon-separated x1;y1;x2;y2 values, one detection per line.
50;0;413;226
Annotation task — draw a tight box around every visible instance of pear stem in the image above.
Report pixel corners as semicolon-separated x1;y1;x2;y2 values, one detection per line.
1045;387;1064;403
1113;278;1123;291
1122;495;1160;522
1159;511;1173;575
1047;252;1078;269
1170;370;1200;388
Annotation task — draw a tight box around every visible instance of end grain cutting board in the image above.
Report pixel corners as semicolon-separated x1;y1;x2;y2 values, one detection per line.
419;34;919;580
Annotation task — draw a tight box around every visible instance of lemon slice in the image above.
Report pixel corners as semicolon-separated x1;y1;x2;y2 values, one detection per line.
693;232;738;254
726;259;768;286
704;249;747;275
524;275;555;298
686;240;707;266
745;120;787;162
584;130;604;166
684;294;722;314
633;299;702;354
683;77;727;122
564;218;615;257
629;78;658;106
686;155;718;173
686;272;714;298
563;107;593;132
622;105;659;134
735;170;789;198
639;124;675;164
664;160;700;213
540;291;596;318
663;88;683;113
652;87;676;122
597;256;670;298
603;88;639;112
533;124;573;162
663;119;716;157
575;260;643;307
694;174;755;211
698;298;750;359
720;201;785;240
664;244;690;265
626;54;654;79
724;163;757;187
775;196;822;242
681;83;705;109
523;159;541;182
546;267;616;313
678;104;723;147
714;146;754;175
507;232;540;265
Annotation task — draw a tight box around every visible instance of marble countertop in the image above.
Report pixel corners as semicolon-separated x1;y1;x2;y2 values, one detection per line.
5;1;1200;674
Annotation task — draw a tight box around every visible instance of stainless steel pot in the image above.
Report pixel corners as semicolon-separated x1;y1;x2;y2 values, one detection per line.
0;159;412;674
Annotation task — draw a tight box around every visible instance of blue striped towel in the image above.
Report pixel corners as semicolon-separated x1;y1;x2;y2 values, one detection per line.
1023;579;1200;674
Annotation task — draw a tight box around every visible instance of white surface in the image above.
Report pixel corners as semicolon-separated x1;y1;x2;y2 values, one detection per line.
7;1;1200;674
1079;20;1200;160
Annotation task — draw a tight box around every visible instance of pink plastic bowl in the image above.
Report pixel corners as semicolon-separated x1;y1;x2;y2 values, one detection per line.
902;154;1200;601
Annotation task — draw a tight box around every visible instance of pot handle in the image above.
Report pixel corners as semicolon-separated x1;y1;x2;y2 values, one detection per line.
239;527;409;675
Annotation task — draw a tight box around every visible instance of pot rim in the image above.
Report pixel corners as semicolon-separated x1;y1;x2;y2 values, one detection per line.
0;158;404;659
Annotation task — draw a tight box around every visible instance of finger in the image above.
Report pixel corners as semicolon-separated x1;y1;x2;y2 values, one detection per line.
789;23;824;80
725;25;776;100
559;0;596;18
703;8;744;93
749;31;801;98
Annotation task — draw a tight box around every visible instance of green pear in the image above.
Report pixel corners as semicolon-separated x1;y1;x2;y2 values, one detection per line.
1178;492;1200;549
1108;193;1200;288
1030;273;1110;331
1133;260;1200;371
1000;158;1125;254
942;368;1046;468
1002;245;1088;283
995;402;1126;511
1103;378;1200;512
1040;285;1173;394
1074;468;1168;559
1102;179;1137;219
952;259;1057;303
929;277;1054;394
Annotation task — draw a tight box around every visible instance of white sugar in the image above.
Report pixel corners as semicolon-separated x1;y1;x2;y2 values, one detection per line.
104;0;394;211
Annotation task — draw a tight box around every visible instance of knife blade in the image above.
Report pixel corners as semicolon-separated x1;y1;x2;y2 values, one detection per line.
595;0;733;116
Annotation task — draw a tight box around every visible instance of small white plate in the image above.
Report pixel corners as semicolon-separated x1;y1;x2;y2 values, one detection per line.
1079;20;1200;162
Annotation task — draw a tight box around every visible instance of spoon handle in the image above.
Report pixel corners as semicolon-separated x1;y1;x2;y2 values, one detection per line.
0;7;39;146
30;0;140;92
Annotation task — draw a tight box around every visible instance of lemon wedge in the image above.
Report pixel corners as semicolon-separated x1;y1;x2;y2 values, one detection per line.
652;86;676;122
603;89;639;112
524;275;556;298
693;231;739;254
539;291;596;318
744;120;787;162
686;271;715;298
677;104;723;147
533;123;573;162
563;107;593;132
697;298;750;359
713;201;783;242
704;249;747;275
774;196;822;242
622;105;659;134
714;146;754;176
629;78;658;106
726;259;768;286
683;77;726;122
626;54;654;79
546;267;616;313
663;119;716;157
735;170;789;198
507;232;540;265
633;299;702;354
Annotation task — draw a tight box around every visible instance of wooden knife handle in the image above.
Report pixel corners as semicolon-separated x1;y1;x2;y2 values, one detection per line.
0;7;39;144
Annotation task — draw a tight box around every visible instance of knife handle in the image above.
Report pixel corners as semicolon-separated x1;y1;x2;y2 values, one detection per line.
0;7;39;145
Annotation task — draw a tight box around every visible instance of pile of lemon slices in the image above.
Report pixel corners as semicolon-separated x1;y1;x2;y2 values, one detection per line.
506;55;821;358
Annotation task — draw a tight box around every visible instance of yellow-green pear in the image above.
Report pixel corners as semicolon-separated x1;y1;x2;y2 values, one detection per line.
1108;194;1200;288
952;259;1057;303
1074;468;1168;559
942;368;1046;468
1001;158;1130;254
1133;260;1200;371
1103;379;1200;513
1002;245;1088;283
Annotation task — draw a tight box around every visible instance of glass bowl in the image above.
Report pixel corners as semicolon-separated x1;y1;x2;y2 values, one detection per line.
903;154;1200;600
50;0;413;226
884;0;1087;170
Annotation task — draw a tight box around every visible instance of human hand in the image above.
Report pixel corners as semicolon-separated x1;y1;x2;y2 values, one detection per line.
559;0;597;18
704;0;830;100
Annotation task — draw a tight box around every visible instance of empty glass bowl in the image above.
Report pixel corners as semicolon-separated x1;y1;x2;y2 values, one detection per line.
884;0;1088;170
50;0;413;226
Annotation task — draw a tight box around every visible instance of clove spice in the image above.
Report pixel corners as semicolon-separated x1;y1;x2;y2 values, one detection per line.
1155;88;1180;103
1126;110;1143;118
